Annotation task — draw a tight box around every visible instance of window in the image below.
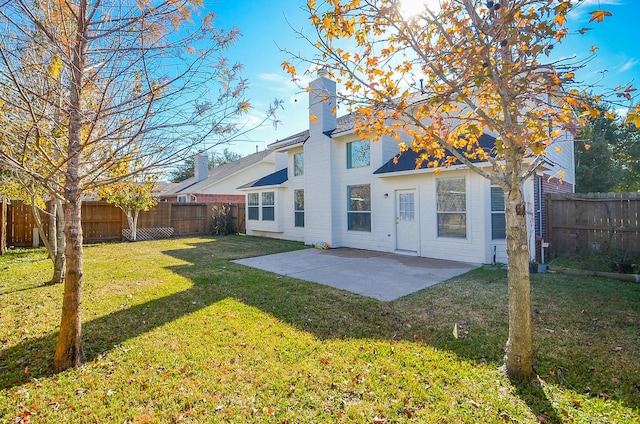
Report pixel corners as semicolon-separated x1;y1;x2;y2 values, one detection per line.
248;193;259;220
262;192;275;221
347;140;370;169
398;193;415;221
491;186;506;239
293;152;304;176
294;189;304;227
437;178;466;238
347;184;371;231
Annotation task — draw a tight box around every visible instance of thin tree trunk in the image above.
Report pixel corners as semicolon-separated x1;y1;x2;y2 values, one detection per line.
0;197;6;255
503;184;534;378
49;200;57;258
124;208;139;241
53;0;87;371
31;199;54;258
50;199;66;285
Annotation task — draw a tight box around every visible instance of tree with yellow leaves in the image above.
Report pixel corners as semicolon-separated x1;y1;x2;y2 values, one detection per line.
284;0;638;378
0;0;276;371
98;158;159;242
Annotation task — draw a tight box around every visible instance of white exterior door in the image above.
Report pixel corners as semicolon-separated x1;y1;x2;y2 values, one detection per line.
395;189;418;252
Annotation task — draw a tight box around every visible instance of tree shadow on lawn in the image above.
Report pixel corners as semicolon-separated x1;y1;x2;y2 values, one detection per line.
1;239;637;420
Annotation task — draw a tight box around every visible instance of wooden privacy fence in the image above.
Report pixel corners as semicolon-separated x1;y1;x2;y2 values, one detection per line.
546;192;640;257
4;201;246;247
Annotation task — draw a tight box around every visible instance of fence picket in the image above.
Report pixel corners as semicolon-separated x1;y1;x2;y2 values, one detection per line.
547;193;640;257
5;201;246;247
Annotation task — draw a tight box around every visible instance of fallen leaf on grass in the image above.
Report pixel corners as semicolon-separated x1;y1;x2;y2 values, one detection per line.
373;416;386;423
537;412;551;423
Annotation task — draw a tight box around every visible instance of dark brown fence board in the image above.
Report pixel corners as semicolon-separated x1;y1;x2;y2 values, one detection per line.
7;200;246;246
547;193;640;257
82;202;124;242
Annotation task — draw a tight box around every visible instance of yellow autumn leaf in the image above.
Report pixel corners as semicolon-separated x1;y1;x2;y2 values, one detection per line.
554;14;566;27
588;10;612;23
626;112;640;128
47;55;63;80
309;115;318;122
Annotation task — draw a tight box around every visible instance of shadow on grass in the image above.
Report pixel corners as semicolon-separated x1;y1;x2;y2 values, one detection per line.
511;375;563;424
1;237;638;419
0;281;226;390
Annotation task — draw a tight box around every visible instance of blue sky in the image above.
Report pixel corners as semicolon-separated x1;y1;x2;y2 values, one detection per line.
205;0;639;158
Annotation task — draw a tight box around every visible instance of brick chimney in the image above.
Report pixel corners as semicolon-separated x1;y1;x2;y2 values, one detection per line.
194;152;209;182
309;68;337;135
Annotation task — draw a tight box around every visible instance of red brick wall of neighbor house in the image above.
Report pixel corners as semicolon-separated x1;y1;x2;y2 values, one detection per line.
535;174;573;261
158;194;245;203
196;194;245;203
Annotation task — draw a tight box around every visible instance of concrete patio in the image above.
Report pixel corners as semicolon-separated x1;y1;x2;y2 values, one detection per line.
233;247;478;301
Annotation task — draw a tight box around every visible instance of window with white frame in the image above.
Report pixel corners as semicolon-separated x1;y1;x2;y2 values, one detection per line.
347;184;371;231
248;191;276;221
347;140;370;169
437;178;466;238
177;195;188;203
491;186;506;239
293;152;304;177
261;192;275;221
248;193;259;220
294;189;304;227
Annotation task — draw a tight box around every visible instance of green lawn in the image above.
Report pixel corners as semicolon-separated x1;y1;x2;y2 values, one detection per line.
0;236;638;423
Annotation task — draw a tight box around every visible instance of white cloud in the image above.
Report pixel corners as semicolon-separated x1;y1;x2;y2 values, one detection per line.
579;0;621;5
618;58;638;73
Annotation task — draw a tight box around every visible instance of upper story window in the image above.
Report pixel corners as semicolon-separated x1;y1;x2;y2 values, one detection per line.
436;177;466;238
347;140;370;169
491;186;506;240
293;152;304;176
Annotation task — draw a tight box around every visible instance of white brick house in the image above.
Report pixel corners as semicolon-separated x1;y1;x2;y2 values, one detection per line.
239;70;575;264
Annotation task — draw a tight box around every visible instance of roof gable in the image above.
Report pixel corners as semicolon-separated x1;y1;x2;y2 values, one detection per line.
159;149;274;195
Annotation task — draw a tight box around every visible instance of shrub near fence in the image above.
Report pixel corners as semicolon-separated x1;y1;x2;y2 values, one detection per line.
546;192;640;257
3;201;246;247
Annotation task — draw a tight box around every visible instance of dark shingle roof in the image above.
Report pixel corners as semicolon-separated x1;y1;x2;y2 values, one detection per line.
374;133;497;174
237;168;288;189
268;113;356;150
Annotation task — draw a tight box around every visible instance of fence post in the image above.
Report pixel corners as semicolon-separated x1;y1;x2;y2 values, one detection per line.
546;195;554;256
0;197;7;254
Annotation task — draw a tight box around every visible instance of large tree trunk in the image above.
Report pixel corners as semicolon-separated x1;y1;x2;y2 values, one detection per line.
53;0;87;371
53;198;85;370
503;184;534;378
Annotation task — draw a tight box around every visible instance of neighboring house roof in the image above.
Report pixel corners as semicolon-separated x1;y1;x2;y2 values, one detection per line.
238;168;288;189
374;133;497;175
155;181;179;195
158;149;274;196
269;113;356;151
